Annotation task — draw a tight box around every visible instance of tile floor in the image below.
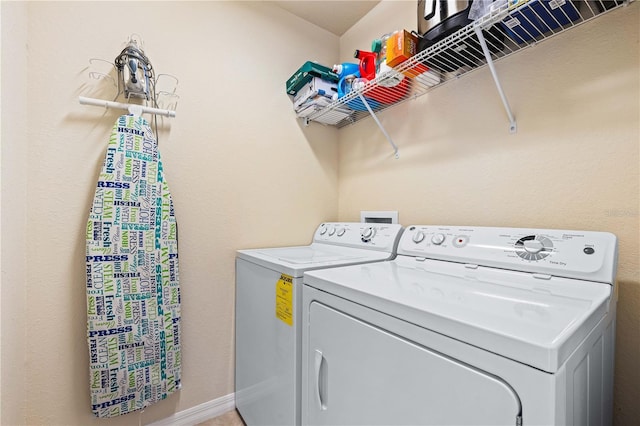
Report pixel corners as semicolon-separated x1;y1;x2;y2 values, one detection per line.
196;409;245;426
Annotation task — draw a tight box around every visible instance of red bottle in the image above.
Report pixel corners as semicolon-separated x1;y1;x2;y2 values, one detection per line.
354;49;377;80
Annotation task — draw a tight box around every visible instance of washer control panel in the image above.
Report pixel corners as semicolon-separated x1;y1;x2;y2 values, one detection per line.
398;225;618;283
314;222;404;252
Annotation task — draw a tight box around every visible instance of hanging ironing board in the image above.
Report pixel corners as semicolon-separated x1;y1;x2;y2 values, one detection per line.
85;114;181;417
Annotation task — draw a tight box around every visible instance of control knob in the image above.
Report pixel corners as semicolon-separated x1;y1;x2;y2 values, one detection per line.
361;227;376;242
515;235;553;261
412;231;425;244
523;239;544;253
431;233;446;245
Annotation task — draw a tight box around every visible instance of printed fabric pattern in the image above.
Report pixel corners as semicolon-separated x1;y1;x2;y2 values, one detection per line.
85;114;181;418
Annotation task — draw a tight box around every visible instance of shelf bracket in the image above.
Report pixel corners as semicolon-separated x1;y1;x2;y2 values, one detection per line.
474;27;517;134
357;93;400;159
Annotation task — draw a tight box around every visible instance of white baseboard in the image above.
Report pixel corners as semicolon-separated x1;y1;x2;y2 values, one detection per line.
148;393;236;426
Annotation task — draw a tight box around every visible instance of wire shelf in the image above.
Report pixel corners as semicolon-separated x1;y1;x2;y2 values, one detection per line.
307;0;631;129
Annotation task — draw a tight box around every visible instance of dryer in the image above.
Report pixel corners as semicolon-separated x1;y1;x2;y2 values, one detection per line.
302;225;618;425
235;222;404;425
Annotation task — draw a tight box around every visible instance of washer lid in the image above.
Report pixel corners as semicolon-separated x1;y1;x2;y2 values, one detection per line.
303;256;613;373
237;244;392;277
256;246;364;264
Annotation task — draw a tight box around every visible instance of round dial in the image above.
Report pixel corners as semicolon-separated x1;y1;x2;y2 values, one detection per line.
328;226;336;236
453;235;469;248
431;233;446;245
337;228;346;237
515;235;553;261
412;231;425;244
319;224;327;235
361;227;376;242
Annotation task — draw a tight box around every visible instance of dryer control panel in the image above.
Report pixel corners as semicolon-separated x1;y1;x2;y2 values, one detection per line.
314;222;404;252
399;226;618;284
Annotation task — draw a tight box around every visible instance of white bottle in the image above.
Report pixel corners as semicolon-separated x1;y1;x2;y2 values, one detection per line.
373;32;404;88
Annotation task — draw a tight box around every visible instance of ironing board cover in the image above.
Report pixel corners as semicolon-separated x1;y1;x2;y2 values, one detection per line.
85;114;181;417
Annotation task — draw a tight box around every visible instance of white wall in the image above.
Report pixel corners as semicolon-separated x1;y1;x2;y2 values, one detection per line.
338;2;639;425
1;1;338;425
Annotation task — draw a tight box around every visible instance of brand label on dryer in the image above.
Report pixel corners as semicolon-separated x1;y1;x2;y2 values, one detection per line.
276;274;293;326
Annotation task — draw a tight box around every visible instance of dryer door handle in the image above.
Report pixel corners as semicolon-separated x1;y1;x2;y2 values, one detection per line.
314;349;328;411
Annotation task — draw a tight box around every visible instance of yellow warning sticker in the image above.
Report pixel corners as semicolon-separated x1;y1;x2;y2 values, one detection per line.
276;273;294;326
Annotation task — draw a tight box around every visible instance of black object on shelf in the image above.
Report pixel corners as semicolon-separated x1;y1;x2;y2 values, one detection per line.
417;1;505;73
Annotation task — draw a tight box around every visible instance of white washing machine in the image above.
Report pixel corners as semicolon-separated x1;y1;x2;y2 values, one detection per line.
302;225;618;426
235;222;404;426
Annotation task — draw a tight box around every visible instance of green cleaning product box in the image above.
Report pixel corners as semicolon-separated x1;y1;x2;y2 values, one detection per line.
286;61;339;97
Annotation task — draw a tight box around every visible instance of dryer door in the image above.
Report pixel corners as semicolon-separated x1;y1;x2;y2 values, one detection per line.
305;301;522;426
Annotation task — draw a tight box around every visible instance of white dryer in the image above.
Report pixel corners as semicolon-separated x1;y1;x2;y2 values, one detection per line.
302;225;618;426
235;222;404;425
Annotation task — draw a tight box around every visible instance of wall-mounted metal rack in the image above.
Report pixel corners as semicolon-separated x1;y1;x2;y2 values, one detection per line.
79;35;179;119
305;0;632;157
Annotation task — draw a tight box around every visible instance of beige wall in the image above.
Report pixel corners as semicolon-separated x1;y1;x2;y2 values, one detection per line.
338;2;639;425
1;1;29;425
1;1;338;425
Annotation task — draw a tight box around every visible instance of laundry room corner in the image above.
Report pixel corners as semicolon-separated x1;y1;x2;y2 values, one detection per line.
2;0;639;425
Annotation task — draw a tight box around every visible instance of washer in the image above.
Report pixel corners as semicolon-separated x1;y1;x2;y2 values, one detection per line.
302;225;618;426
235;222;404;425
